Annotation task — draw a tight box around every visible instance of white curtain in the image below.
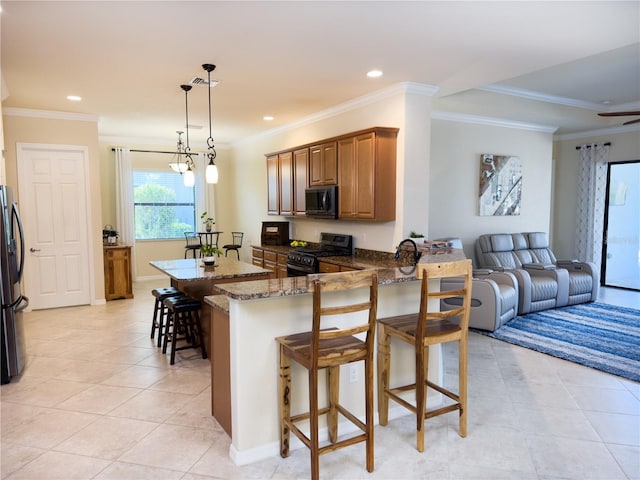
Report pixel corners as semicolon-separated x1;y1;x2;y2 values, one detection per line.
575;143;610;269
114;146;136;276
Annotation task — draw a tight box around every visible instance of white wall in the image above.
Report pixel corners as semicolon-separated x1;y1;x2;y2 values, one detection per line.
552;128;640;260
428;119;555;264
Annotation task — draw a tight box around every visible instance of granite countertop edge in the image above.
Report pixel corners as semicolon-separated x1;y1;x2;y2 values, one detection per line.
207;249;466;302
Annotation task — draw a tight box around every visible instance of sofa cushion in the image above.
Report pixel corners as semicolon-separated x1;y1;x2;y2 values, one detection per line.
490;234;514;252
527;232;549;248
512;233;528;250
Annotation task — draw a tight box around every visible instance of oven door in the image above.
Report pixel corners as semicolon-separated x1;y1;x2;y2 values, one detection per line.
286;263;315;277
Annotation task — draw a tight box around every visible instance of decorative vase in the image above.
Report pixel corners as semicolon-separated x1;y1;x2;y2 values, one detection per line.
203;256;215;266
205;223;212;232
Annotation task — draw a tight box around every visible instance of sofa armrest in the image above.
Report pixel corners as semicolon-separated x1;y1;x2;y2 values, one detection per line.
556;259;600;301
523;263;556;270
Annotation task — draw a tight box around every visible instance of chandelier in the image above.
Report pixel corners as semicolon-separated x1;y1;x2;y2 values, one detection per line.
168;130;188;174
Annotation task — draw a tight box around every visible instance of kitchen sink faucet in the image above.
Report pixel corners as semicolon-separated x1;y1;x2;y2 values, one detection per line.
394;238;422;264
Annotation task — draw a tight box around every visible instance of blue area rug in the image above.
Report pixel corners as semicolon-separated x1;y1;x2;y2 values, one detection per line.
484;302;640;382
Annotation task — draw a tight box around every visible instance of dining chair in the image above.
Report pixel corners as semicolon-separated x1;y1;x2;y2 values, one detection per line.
184;232;202;258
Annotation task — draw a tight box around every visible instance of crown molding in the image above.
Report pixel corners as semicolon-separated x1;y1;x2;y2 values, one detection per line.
431;111;558;133
233;82;439;147
554;122;640;141
477;85;606;111
3;107;99;122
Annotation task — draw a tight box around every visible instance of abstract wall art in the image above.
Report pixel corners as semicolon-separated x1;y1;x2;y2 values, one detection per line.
478;153;522;216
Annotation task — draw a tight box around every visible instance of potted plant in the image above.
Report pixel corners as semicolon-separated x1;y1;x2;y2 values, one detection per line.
200;211;215;232
200;244;222;266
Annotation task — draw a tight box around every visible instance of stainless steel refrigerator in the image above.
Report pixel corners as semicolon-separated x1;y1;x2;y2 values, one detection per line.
1;185;28;384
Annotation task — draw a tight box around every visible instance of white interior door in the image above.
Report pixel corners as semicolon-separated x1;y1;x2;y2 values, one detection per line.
17;144;92;309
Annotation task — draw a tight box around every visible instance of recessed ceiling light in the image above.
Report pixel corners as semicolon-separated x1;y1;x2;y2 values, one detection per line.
264;116;274;121
67;95;82;101
367;70;383;78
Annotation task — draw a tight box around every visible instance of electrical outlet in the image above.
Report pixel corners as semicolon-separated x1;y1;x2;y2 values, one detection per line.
349;364;358;383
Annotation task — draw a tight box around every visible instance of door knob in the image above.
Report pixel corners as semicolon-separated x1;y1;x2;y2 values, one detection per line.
29;248;40;253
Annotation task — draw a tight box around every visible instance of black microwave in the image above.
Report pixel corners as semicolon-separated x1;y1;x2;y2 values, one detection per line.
305;186;338;218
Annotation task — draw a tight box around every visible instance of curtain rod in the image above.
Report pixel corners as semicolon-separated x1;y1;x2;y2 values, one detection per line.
575;142;611;150
111;148;177;154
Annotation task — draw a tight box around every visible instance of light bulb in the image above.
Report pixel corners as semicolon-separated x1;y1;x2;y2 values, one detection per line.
206;163;219;184
184;169;195;187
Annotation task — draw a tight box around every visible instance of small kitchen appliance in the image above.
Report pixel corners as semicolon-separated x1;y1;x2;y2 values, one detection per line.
261;221;289;246
102;225;119;245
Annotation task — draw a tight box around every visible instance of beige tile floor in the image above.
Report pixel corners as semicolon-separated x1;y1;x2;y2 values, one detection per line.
1;280;639;479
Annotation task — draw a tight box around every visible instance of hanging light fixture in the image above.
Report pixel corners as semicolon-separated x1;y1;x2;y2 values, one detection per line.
180;84;195;187
202;63;219;184
168;130;188;173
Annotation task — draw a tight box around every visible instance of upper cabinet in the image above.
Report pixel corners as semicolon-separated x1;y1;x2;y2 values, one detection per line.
266;126;397;221
266;149;307;216
338;128;398;221
309;142;337;186
292;148;309;216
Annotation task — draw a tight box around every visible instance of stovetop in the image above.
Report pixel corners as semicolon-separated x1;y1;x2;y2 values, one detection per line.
287;233;353;268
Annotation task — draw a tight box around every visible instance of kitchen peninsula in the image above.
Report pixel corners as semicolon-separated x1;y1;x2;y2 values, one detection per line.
149;256;271;349
204;248;467;466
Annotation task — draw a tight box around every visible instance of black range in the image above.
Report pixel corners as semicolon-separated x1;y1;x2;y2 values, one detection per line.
286;233;353;276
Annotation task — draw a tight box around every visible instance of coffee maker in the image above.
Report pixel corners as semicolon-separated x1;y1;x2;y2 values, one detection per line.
102;225;119;245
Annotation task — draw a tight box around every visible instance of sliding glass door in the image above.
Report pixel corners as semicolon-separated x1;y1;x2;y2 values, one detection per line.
602;160;640;291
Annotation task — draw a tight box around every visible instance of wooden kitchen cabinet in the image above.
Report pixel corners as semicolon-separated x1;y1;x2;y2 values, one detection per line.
103;245;133;300
266;149;306;216
338;127;398;221
293;148;309;215
318;260;362;273
251;247;287;278
266;126;397;220
266;154;279;215
309;141;337;186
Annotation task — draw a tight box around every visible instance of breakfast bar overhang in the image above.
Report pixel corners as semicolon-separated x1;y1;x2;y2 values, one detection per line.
205;249;467;466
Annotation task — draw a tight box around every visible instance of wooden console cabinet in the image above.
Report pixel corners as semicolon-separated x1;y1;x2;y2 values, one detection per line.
103;245;133;300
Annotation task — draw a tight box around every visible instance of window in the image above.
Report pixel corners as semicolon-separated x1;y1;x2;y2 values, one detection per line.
133;171;195;240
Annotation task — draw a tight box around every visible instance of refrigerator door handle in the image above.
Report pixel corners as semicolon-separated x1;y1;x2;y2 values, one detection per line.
12;202;25;282
15;296;29;312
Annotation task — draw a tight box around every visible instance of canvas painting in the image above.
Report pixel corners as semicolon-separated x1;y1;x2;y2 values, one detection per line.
478;154;522;216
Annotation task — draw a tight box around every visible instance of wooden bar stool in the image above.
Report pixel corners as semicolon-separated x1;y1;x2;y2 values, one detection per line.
150;287;185;348
377;259;472;452
275;269;378;480
162;296;208;365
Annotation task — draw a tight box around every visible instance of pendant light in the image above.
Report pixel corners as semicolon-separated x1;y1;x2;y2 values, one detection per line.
181;84;195;187
202;63;219;184
168;131;188;173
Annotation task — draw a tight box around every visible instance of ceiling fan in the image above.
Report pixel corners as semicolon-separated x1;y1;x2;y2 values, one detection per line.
597;110;640;125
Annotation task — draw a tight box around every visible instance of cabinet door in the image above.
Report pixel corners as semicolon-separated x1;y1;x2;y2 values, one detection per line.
337;137;356;217
318;261;340;273
278;151;293;215
338;133;375;219
266;154;279;215
293;148;308;215
104;247;133;300
322;142;337;184
354;132;375;219
309;142;337;186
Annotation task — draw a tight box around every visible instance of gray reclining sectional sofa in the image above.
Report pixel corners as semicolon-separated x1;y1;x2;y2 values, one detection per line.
475;232;599;315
